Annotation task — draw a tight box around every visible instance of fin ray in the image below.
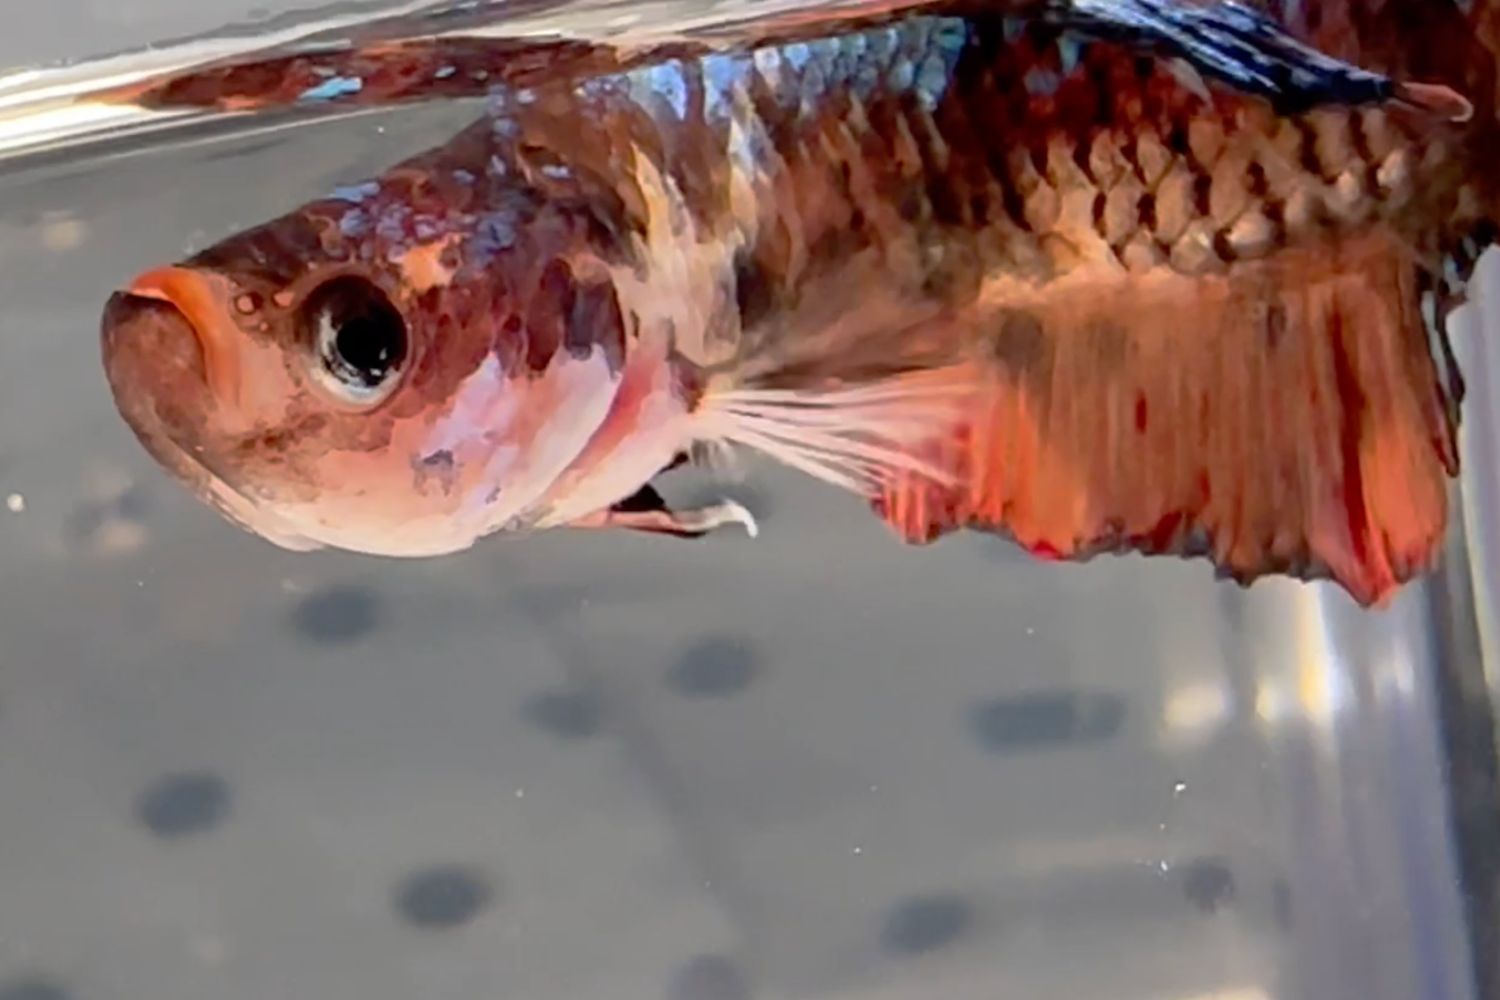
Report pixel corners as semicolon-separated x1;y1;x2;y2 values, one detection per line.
696;366;977;494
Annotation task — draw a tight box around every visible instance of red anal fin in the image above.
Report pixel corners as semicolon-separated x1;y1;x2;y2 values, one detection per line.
874;230;1459;607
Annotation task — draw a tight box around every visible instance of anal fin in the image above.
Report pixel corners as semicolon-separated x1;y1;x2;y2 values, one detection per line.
870;230;1459;606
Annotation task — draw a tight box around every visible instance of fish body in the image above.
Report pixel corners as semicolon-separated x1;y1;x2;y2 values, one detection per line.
100;0;1498;604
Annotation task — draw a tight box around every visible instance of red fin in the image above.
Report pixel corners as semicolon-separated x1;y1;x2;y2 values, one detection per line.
873;231;1459;607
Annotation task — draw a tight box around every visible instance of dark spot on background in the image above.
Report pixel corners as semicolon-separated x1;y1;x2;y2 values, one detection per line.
668;954;752;1000
67;483;150;540
881;895;974;956
970;691;1126;753
521;689;604;740
1181;858;1236;914
395;864;495;929
291;584;381;643
136;771;231;838
0;978;72;1000
667;636;761;698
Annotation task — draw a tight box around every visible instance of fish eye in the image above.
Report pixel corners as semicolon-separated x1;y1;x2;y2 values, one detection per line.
299;275;409;403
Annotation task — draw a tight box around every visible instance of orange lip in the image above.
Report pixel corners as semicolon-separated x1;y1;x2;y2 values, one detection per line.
126;266;242;406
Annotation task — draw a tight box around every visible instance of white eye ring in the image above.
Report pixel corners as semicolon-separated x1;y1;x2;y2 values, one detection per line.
299;275;409;405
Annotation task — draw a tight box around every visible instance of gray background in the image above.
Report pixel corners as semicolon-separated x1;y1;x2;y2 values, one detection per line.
0;5;1491;999
3;1;332;68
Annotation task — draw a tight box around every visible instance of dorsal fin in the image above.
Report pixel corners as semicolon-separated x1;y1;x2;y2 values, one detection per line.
92;0;1444;121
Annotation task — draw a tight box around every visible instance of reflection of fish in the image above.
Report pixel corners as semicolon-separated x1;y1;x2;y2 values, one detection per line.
101;0;1498;605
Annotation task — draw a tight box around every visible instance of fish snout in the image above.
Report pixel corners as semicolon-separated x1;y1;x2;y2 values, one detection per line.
98;285;229;504
101;289;210;390
105;266;251;409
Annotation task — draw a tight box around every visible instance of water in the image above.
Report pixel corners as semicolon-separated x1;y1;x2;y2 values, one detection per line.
0;3;1496;998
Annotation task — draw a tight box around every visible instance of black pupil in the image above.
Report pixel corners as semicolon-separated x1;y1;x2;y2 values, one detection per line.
335;313;399;381
306;276;408;390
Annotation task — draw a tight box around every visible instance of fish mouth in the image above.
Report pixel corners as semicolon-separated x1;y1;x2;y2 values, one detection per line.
116;267;244;406
100;286;324;553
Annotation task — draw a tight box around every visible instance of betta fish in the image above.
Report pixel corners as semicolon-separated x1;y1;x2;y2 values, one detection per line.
98;0;1500;606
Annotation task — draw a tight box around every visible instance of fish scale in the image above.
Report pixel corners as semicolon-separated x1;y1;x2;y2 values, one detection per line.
473;15;1430;308
561;19;1441;314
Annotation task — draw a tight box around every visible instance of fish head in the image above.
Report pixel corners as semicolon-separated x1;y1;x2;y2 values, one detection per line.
100;174;643;557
